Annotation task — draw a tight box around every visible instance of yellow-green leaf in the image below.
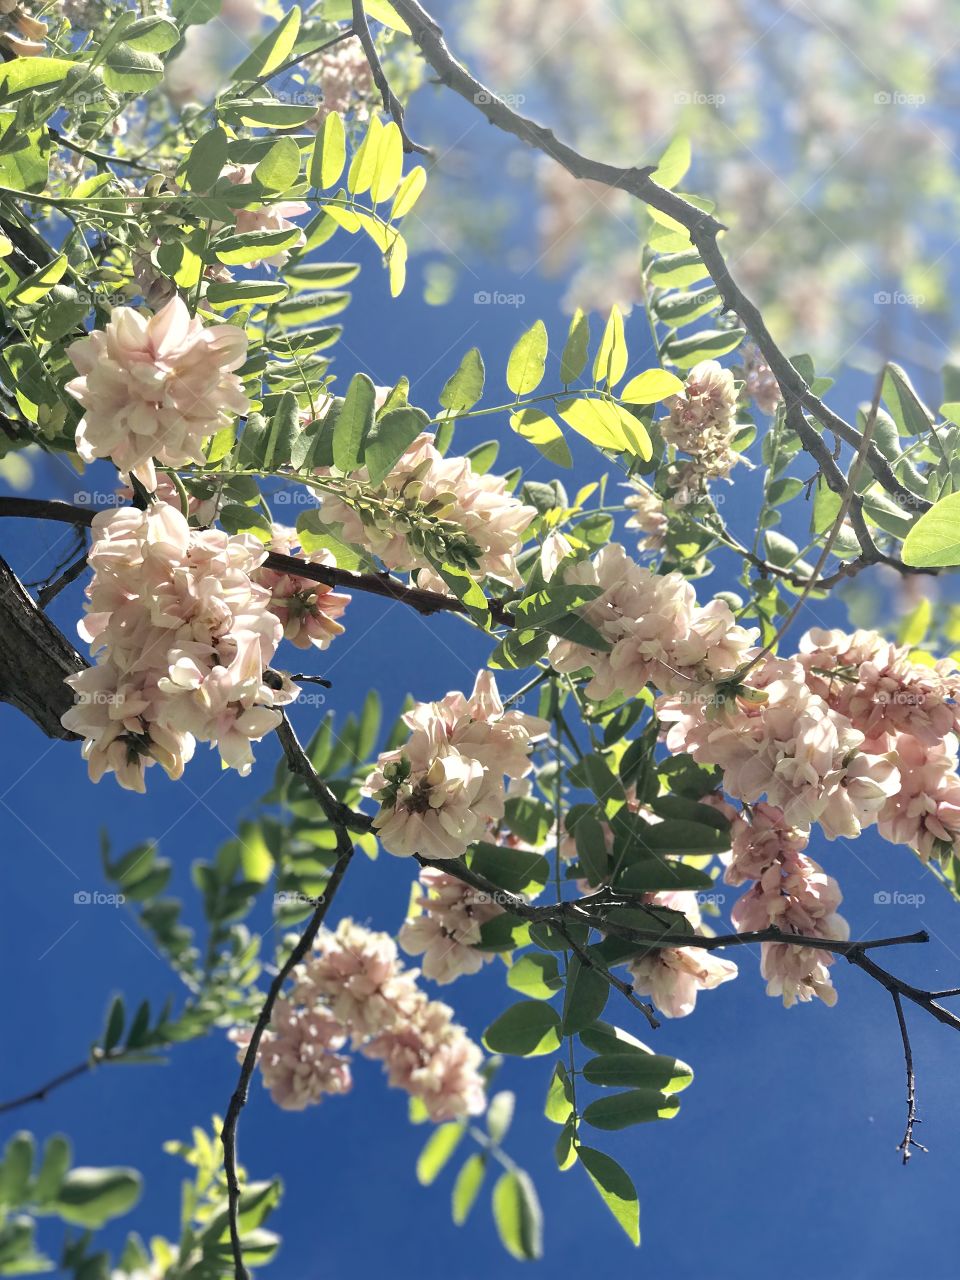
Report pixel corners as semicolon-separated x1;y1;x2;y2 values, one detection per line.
10;253;67;305
371;120;404;204
621;368;684;403
309;111;346;190
593;305;627;387
506;320;548;396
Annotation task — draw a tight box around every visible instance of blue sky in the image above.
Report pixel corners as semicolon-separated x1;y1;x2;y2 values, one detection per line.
3;9;960;1277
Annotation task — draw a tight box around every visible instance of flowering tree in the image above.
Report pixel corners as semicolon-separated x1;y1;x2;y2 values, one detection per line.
2;0;960;1274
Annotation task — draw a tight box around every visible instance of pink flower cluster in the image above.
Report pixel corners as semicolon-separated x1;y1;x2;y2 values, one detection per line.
623;481;667;553
62;503;294;791
399;867;503;984
66;296;248;490
365;672;548;860
662;359;742;481
259;525;350;650
305;36;375;125
660;654;900;839
317;433;537;591
626;890;738;1019
726;802;848;1007
233;918;486;1120
662;626;960;861
549;541;757;701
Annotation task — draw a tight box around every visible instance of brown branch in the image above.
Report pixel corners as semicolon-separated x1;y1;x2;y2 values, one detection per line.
390;0;928;515
351;0;431;156
220;727;356;1280
891;990;927;1164
0;497;516;627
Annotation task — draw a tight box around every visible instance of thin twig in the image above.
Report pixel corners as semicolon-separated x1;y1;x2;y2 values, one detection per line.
891;989;927;1164
37;552;88;608
389;0;928;515
351;0;431;155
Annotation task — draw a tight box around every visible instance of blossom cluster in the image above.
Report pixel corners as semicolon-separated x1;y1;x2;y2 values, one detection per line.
726;802;848;1007
317;433;537;592
233;918;486;1121
661;626;960;863
62;504;295;791
304;36;375;126
661;359;743;482
399;867;503;984
365;671;548;860
260;525;350;651
222;163;309;268
66;296;249;490
626;890;738;1019
548;541;757;702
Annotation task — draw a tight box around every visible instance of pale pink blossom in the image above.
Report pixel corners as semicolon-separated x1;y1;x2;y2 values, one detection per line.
230;1000;352;1110
222;164;309;267
623;481;668;552
304;37;375;126
255;525;350;650
316;433;536;590
662;359;742;480
878;733;960;860
365;671;546;860
399;867;502;983
65;296;248;489
627;945;738;1018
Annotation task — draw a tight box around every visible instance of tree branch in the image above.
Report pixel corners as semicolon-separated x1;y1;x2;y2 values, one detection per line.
390;0;929;515
221;718;357;1280
0;497;517;627
351;0;430;155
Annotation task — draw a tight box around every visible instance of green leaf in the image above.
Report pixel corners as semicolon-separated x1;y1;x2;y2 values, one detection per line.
124;15;181;50
309;111;346;190
573;812;610;887
364;405;429;486
452;1153;485;1225
648;250;707;288
621;368;684;403
416;1123;464;1186
615;859;713;893
510;408;572;467
264;391;300;469
323;0;410;30
103;45;165;92
579;1020;651;1057
371;120;404;203
555;1118;577;1171
206;280;289;308
654;134;691;190
232;4;301;81
483;1001;561;1057
593;305;627;387
544;1061;574;1125
54;1167;142;1227
882;362;934;437
663;328;746;368
583;1052;693;1093
10;254;67;306
347;115;383;196
0;57;77;96
492;1170;543;1261
469;841;550;897
902;492;960;567
486;1091;515;1144
332;372;376;472
561;956;609;1036
560;308;590;383
577;1146;640;1246
254;137;302;191
439;347;485;413
558;397;628;451
185;126;229;191
506;320;548;396
582;1090;680;1130
102;995;125;1053
391;164;427;219
33;1136;71;1205
213;227;305;264
0;1135;34;1206
507;952;562;999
